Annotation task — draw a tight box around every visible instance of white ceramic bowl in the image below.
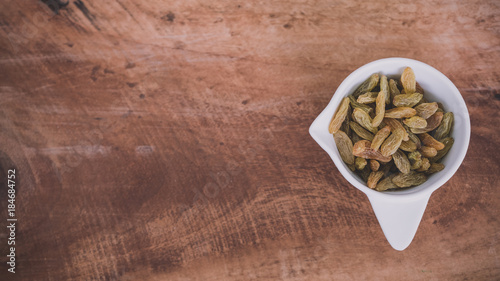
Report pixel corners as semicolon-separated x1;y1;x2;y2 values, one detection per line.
309;58;470;250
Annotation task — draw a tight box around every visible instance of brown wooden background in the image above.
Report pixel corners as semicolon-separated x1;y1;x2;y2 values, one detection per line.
0;0;499;280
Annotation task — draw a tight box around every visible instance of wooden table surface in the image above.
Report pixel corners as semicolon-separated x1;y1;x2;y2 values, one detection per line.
1;0;499;280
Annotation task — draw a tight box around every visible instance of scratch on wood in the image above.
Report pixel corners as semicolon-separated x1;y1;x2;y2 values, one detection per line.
41;0;69;14
0;54;80;64
74;0;101;31
38;145;111;156
115;0;142;26
161;12;175;22
90;65;100;81
136;146;155;155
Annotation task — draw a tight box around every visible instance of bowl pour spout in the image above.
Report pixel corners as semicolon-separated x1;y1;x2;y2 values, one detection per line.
367;193;431;251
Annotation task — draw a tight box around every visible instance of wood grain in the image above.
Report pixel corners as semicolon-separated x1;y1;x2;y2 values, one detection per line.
0;0;499;280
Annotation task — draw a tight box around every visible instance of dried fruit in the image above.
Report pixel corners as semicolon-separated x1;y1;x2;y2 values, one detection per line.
340;118;350;137
410;111;443;134
350;121;374;141
352;140;392;162
349;95;373;114
415;82;425;95
371;89;386;127
384;107;416;118
340;104;352;136
399;140;417;152
380;161;394;177
333;131;355;165
434;112;454;141
379;75;390;104
375;175;399;191
384;118;409;141
426;163;445;174
419;146;437;158
401;67;416;94
377;120;387;129
393;150;410;174
389;79;400;102
418;133;445;150
353;74;380;97
370;160;380;172
359;166;371;182
329;67;453;192
347;163;356;171
380;129;404;157
357;92;379;104
395;79;403;90
353;108;378;134
415;102;438;119
403;116;427;129
392;171;427;188
404;125;422;149
393;92;423;107
329;97;350;134
430;137;454;162
416;158;430;172
414;96;428;107
367;171;384;189
351;131;362;144
408;151;422;170
355;157;367;170
371;125;391;150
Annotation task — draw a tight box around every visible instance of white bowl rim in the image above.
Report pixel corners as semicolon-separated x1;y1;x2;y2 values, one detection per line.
309;57;471;202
